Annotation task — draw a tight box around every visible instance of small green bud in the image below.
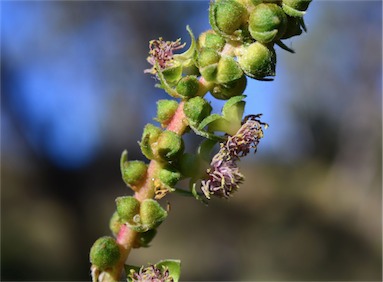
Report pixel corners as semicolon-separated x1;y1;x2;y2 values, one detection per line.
198;30;226;51
121;160;147;188
210;0;248;36
140;199;167;229
198;48;220;68
156;100;179;127
156;130;184;161
237;42;276;80
211;75;247;100
159;165;181;187
249;3;287;43
216;56;243;84
140;124;163;160
90;236;121;271
282;0;311;17
184;96;212;124
109;211;122;237
116;196;140;223
176;76;200;98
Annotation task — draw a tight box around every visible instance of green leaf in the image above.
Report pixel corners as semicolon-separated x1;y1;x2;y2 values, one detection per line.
156;259;181;282
221;95;246;119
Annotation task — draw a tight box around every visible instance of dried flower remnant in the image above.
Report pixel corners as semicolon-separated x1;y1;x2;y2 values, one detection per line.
144;38;186;75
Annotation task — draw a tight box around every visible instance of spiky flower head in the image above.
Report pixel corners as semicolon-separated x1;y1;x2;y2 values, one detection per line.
144;38;185;76
130;264;173;282
201;114;267;199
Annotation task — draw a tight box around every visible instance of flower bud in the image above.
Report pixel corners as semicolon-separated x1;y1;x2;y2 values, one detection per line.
140;124;163;160
184;96;212;124
156;130;184;161
198;48;221;82
90;236;121;271
211;75;247;100
156;100;179;127
198;30;226;51
176;75;200;98
109;211;122;237
121;160;147;188
249;3;287;43
159;165;181;187
216;56;243;84
116;196;140;223
140;199;167;229
237;42;276;80
210;0;248;36
282;0;311;17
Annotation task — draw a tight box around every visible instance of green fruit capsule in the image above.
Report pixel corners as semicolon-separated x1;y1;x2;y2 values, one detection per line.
159;165;181;187
210;0;248;36
211;75;247;100
184;96;212;124
216;56;243;84
237;42;276;80
282;0;312;17
198;48;221;82
115;196;140;223
176;76;200;98
90;236;121;271
156;100;179;127
140;199;167;229
121;160;147;188
249;3;287;43
198;30;226;51
156;130;184;161
140;124;162;160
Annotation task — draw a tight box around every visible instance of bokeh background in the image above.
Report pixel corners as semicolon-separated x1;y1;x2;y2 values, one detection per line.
1;1;382;281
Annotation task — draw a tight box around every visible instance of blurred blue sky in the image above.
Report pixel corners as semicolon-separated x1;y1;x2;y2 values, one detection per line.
1;1;380;168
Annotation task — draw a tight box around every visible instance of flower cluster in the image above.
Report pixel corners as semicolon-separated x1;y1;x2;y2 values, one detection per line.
129;265;173;282
202;115;267;199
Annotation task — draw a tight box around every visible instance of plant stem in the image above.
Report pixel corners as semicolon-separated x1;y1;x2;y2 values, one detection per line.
102;78;212;282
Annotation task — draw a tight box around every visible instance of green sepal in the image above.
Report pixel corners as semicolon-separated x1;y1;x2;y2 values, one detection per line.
184;96;212;126
120;150;147;188
139;124;162;160
156;130;184;162
248;3;287;43
109;211;122;237
155;62;182;98
198;95;245;135
140;199;168;229
115;196;140;223
282;0;311;17
155;99;179;127
159;165;181;187
216;56;243;84
209;0;248;41
173;25;197;69
211;75;247;100
176;75;200;98
156;259;181;282
90;236;121;271
280;15;303;39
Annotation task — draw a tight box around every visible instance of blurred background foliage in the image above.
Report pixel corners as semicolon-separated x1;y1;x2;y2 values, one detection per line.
1;1;382;281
